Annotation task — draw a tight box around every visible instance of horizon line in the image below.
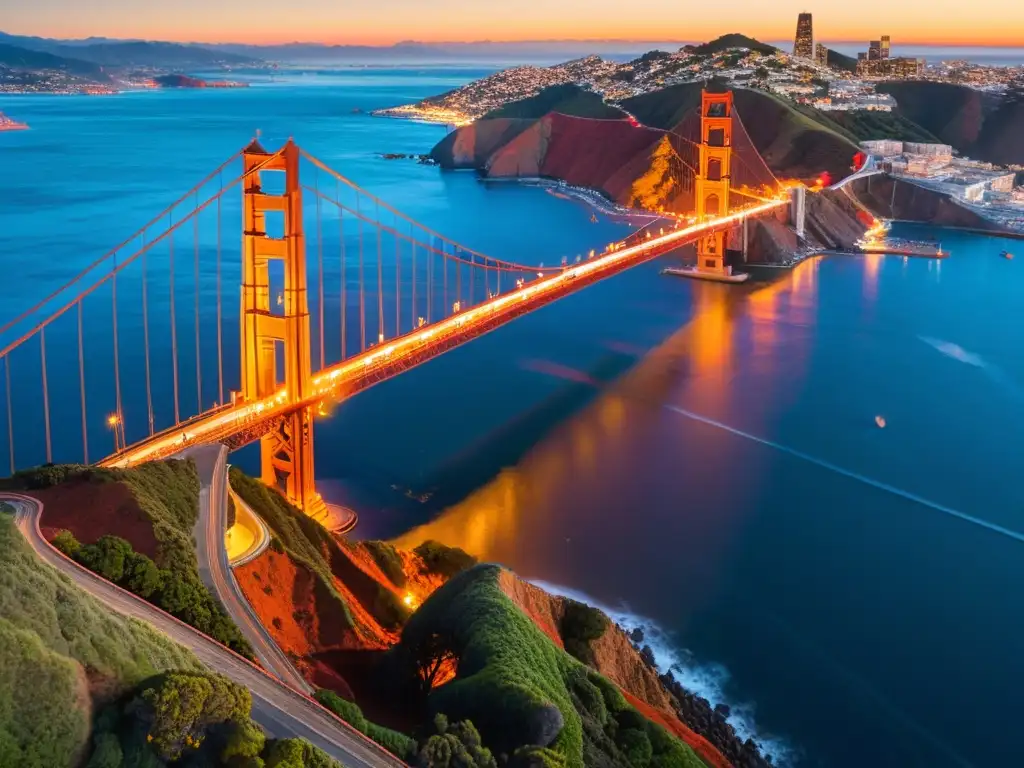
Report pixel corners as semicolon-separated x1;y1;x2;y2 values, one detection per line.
4;29;1023;50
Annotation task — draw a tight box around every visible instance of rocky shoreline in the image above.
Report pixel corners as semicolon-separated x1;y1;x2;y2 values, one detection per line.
622;627;777;768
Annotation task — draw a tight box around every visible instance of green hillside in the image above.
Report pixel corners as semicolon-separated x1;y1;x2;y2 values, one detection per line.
386;564;704;768
826;49;858;73
0;514;202;767
485;83;626;120
622;83;860;181
689;33;777;56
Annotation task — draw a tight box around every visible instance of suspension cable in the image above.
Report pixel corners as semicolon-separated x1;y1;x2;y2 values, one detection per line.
169;211;180;425
142;232;154;436
376;201;384;344
216;172;224;406
77;300;89;463
40;327;51;464
338;177;346;361
316;168;325;370
3;356;12;474
112;249;123;442
193;194;202;411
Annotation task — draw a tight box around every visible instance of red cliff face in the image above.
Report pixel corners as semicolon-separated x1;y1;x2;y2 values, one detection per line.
484;113;665;205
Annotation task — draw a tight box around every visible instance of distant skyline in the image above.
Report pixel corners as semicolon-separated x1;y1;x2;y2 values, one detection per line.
3;0;1023;48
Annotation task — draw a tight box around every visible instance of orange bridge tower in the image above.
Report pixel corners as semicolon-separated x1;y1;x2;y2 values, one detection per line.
694;90;733;275
241;139;326;519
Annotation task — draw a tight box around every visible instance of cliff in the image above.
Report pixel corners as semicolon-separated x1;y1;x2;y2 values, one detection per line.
432;82;862;210
846;175;1008;232
495;571;768;768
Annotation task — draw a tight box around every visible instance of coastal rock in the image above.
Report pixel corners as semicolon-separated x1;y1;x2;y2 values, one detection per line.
848;174;1008;232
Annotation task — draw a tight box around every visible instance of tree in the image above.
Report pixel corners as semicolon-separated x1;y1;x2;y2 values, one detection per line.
131;672;252;761
76;536;133;582
51;530;81;559
411;632;458;698
416;716;497;768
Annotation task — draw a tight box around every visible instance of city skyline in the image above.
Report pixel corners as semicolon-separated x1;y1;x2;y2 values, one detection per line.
2;0;1023;47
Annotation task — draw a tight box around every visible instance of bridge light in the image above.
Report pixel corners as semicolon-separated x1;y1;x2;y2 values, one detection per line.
378;333;384;344
417;316;425;328
107;414;120;427
536;272;543;278
452;301;461;313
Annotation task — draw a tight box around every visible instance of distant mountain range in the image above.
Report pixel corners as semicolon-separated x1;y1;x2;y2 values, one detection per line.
0;31;261;71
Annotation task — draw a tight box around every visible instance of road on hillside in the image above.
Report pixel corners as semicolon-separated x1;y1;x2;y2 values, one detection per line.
2;493;405;768
181;444;311;694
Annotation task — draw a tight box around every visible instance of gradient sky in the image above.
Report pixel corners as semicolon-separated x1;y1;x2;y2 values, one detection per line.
5;0;1023;47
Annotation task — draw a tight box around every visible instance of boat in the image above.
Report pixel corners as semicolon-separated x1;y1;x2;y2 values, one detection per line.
1000;250;1014;260
0;112;29;132
661;265;750;284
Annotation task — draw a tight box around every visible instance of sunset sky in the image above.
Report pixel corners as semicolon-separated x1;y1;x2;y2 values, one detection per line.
5;0;1024;47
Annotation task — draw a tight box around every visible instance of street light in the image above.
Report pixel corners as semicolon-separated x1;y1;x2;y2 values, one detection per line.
107;413;123;453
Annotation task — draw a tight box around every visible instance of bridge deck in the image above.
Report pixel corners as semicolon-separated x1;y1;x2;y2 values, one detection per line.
104;199;785;468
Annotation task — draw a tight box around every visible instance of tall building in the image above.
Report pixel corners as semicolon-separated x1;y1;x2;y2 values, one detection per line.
880;35;891;59
815;43;829;66
793;13;814;59
869;40;882;60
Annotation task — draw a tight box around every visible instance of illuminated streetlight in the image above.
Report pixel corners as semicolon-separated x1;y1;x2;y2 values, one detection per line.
107;413;123;453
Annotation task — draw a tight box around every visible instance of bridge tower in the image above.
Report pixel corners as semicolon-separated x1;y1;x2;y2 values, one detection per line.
694;90;733;275
241;139;326;519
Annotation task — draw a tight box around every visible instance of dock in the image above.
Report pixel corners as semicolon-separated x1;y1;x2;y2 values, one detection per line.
858;238;947;258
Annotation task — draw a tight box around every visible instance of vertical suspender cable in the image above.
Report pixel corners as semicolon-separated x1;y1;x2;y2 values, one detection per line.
142;233;154;435
316;170;324;370
169;212;180;424
112;250;124;441
216;174;224;406
357;194;365;352
443;247;448;317
40;328;51;464
427;244;432;324
339;180;347;361
395;213;400;337
411;225;416;326
78;300;89;464
4;356;13;474
194;195;202;410
456;249;461;311
470;252;474;306
376;202;384;343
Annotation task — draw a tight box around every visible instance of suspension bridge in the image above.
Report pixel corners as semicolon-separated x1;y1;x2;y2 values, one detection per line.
0;90;805;523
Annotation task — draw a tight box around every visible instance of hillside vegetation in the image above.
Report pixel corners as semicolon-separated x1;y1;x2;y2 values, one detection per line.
385;564;704;768
0;514;202;767
3;462;252;656
487;83;625;120
878;81;1024;164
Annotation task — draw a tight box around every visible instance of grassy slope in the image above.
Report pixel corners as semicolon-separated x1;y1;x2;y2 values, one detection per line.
229;468;409;634
391;564;703;768
0;514;201;767
486;83;626;120
4;461;252;656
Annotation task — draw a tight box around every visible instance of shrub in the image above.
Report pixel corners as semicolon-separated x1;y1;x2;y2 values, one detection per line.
414;540;477;579
417;716;497;768
364;540;407;587
559;599;608;667
85;732;123;768
133;671;252;761
314;689;416;759
51;529;81;558
263;737;345;768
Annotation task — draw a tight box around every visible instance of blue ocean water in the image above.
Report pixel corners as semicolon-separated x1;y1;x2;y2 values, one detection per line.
4;70;1024;768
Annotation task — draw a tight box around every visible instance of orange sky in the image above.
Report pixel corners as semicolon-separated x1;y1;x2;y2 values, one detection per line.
5;0;1023;47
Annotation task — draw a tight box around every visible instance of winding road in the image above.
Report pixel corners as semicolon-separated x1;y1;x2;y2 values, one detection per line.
1;491;404;768
182;444;312;694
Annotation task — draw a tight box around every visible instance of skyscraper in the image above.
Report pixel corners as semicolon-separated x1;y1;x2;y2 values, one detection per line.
881;35;891;59
793;13;814;59
815;43;829;67
869;40;882;60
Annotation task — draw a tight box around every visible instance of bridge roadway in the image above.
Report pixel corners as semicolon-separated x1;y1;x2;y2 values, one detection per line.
1;492;406;768
104;199;786;470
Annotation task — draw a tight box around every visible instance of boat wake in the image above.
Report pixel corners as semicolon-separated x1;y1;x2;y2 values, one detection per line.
918;336;986;368
531;579;798;767
919;336;1022;398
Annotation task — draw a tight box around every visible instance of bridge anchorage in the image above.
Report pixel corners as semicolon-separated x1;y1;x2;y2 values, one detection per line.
1;92;792;527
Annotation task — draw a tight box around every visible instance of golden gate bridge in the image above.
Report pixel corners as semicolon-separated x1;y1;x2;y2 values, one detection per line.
0;90;801;523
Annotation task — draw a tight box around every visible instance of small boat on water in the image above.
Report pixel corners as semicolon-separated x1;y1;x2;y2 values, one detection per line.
1000;250;1014;260
0;112;29;132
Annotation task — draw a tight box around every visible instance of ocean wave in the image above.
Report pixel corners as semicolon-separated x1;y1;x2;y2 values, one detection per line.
531;580;798;767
